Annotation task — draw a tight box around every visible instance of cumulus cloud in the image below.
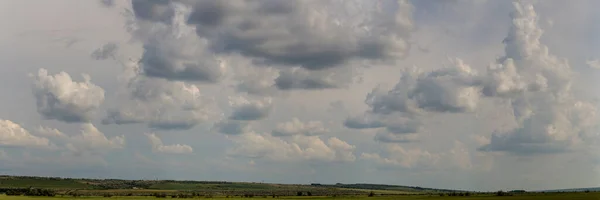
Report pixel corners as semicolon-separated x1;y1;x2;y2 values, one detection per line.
100;5;221;131
346;58;480;142
34;126;67;139
228;97;272;121
102;65;217;130
183;0;413;69
365;58;481;116
0;119;52;148
228;132;355;163
127;1;226;83
272;118;329;137
233;68;279;96
361;141;472;170
65;123;125;154
145;133;193;154
125;0;415;91
32;69;105;123
476;2;597;155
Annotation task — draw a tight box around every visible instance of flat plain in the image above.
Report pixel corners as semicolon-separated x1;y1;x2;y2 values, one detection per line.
2;193;600;200
1;176;599;200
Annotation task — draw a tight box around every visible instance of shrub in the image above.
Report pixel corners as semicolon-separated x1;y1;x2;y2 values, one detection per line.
368;191;375;197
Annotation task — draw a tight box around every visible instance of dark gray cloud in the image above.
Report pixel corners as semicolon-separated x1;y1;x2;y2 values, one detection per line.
101;110;144;125
181;0;413;70
212;120;249;135
139;37;224;83
384;119;421;134
90;43;118;60
131;0;174;24
229;104;271;121
99;0;115;7
148;119;197;131
274;69;339;90
343;116;385;129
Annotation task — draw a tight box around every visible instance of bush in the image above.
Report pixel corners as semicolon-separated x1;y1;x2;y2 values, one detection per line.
297;191;303;196
368;191;375;197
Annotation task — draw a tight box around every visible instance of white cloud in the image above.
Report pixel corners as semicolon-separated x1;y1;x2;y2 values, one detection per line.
0;119;52;148
65;123;125;154
361;141;473;171
228;132;355;163
145;133;193;154
476;2;597;155
272;118;329;137
103;67;218;130
34;126;67;138
586;59;600;69
31;68;105;123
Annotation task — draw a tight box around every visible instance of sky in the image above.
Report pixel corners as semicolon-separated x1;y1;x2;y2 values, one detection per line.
1;0;600;192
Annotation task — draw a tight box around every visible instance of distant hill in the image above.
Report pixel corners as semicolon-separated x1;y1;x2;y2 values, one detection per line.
0;175;467;195
538;187;600;192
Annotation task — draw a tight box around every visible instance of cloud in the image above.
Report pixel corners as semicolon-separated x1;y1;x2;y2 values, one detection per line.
65;123;125;154
228;97;272;121
125;0;415;91
34;126;67;139
131;0;174;24
0;119;52;148
374;131;419;143
343;115;385;129
32;69;105;123
90;43;118;60
232;61;279;96
103;67;217;130
139;29;225;83
145;133;193;154
586;59;600;69
475;2;597;155
183;0;414;70
346;59;479;142
228;132;355;163
212;120;250;135
271;118;329;137
364;58;481;116
361;141;473;170
274;68;351;90
127;1;226;83
99;0;115;7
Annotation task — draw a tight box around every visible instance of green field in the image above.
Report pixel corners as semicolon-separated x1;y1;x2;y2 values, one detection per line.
1;175;598;199
2;192;600;200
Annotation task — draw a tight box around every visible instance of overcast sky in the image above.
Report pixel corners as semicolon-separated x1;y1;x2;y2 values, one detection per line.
1;0;600;192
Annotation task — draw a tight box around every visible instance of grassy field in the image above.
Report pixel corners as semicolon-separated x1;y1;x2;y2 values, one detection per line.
1;175;599;199
2;192;600;200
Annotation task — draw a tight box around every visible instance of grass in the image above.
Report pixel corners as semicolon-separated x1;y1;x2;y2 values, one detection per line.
2;193;600;200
